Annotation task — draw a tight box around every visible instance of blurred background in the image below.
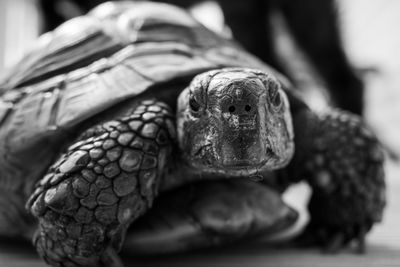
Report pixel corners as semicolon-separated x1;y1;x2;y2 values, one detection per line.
0;0;399;266
0;0;40;72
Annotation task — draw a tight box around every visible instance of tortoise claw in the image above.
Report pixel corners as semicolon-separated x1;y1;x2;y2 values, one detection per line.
296;221;372;254
101;247;124;267
323;232;345;254
355;225;367;254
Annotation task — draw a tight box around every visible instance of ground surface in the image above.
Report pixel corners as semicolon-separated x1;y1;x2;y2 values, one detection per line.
1;0;400;266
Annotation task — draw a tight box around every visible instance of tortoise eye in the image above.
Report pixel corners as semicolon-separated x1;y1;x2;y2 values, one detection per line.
271;91;282;108
268;86;283;111
189;98;200;112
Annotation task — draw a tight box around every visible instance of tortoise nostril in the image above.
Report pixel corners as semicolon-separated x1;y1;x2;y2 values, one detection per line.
245;105;251;112
228;106;236;113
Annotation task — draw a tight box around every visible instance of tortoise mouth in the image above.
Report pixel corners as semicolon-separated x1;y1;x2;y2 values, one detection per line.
226;160;259;167
187;155;280;178
222;159;269;169
219;146;275;168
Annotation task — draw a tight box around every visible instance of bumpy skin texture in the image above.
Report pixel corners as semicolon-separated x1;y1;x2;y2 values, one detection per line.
301;110;385;252
26;100;175;266
271;105;385;252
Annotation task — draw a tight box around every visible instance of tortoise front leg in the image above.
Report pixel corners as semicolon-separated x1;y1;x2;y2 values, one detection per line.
288;110;385;253
26;100;175;267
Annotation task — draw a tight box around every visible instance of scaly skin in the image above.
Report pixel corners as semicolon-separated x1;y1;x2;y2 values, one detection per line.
272;106;385;253
299;110;385;252
27;100;175;266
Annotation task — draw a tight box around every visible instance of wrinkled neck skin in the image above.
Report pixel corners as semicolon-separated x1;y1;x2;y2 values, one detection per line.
162;68;295;190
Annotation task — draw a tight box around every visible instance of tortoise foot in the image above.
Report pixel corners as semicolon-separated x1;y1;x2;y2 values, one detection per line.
33;216;124;267
296;219;372;254
301;110;385;253
26;100;174;266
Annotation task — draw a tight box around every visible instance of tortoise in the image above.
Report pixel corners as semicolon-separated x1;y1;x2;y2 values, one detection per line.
0;2;385;267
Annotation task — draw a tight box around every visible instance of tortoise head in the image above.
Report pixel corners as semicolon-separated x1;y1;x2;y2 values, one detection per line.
177;68;294;177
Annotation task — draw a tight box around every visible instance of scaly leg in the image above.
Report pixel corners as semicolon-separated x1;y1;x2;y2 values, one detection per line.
295;110;385;253
26;100;175;266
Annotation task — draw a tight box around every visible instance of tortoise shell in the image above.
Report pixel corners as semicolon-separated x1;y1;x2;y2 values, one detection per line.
0;2;289;196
